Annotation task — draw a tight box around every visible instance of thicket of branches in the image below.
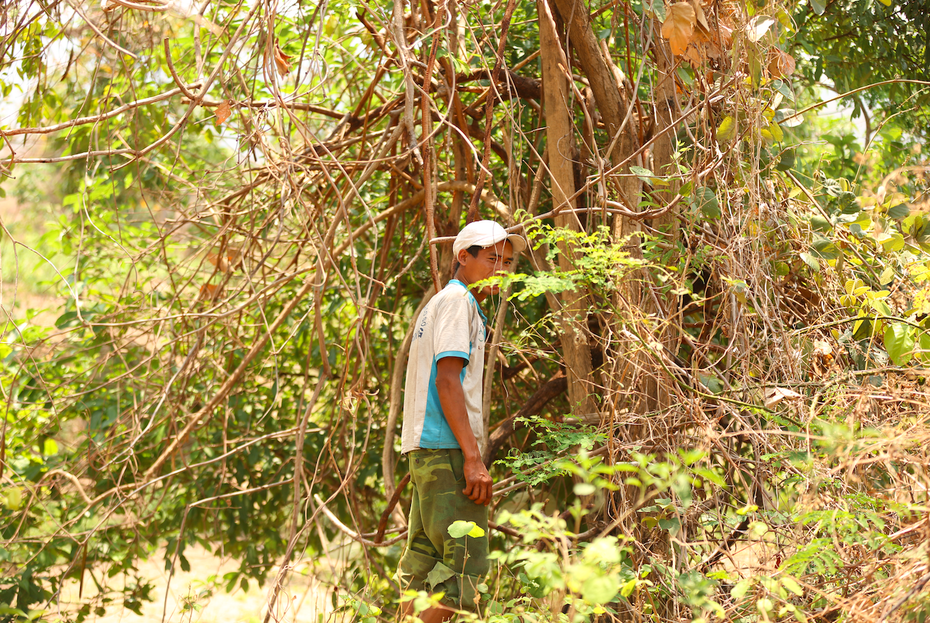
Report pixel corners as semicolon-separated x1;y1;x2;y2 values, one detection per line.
1;0;929;621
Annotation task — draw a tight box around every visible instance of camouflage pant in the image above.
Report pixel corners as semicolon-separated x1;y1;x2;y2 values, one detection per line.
397;449;489;611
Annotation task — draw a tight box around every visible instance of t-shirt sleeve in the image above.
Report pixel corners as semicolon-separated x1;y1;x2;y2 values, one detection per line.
433;293;472;364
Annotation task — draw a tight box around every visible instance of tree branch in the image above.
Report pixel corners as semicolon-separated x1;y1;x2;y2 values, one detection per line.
484;371;568;465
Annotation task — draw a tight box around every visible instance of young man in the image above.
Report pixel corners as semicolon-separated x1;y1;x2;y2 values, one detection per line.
397;220;525;621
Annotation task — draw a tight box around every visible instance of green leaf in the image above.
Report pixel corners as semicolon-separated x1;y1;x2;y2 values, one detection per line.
809;0;826;15
877;232;905;252
691;187;720;219
0;606;27;617
678;448;704;465
467;524;486;538
630;166;655;186
697;373;724;393
448;520;485;538
887;203;910;220
645;0;666;20
851;212;872;232
918;332;930;364
426;562;456;588
810;215;831;233
749;521;769;538
581;574;619;605
584;537;622;565
717;116;735;141
872;299;894;316
43;438;59;455
780;576;804;596
772;80;794;102
878;267;895;285
736;504;758;516
811;238;840;259
800;252;820;272
692;467;726;487
731;579;752;600
3;487;23;511
884;322;915;366
776;148;796;170
620;578;638;597
762;120;784;143
574;482;597;496
448;520;474;538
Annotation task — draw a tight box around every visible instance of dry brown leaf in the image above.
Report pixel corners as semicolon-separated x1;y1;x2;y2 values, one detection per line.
661;2;696;56
680;11;725;68
190;15;224;36
691;0;710;31
206;252;229;272
274;40;292;77
812;339;837;374
717;18;734;46
199;283;223;301
683;45;705;67
814;340;833;358
215;100;231;125
225;247;243;269
747;16;776;43
768;49;797;78
764;387;803;408
704;40;724;61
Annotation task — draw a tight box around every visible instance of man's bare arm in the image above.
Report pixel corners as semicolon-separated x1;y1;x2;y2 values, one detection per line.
434;357;493;506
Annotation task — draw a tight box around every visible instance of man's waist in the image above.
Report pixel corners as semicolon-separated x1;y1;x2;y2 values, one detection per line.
405;447;463;457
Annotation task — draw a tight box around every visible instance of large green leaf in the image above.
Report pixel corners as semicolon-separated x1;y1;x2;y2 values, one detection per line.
448;520;485;539
581;574;620;605
884;322;915;366
692;187;721;219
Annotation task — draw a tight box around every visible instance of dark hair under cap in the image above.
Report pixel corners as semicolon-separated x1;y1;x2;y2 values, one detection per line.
451;245;482;277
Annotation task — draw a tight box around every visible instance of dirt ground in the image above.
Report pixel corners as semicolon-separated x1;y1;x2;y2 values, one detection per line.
54;545;333;623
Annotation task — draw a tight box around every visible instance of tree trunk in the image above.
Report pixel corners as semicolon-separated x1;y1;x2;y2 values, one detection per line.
638;35;683;412
538;0;596;417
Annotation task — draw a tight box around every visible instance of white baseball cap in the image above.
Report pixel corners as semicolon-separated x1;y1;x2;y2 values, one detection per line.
452;220;526;258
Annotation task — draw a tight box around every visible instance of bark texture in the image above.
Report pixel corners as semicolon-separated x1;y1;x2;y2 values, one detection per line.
538;0;596;417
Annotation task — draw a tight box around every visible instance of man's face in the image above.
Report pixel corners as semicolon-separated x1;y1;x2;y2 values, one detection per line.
458;240;515;300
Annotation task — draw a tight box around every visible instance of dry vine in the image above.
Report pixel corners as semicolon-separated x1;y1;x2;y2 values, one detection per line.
1;0;929;620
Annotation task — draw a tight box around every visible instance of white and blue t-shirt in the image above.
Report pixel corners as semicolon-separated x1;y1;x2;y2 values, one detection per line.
400;279;488;455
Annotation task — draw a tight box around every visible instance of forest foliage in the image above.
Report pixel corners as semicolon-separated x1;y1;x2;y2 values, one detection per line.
0;0;929;621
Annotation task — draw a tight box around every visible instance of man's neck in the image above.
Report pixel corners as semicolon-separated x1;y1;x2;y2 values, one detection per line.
452;271;486;303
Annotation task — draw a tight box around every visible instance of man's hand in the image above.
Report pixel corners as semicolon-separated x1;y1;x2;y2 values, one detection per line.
462;457;493;506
